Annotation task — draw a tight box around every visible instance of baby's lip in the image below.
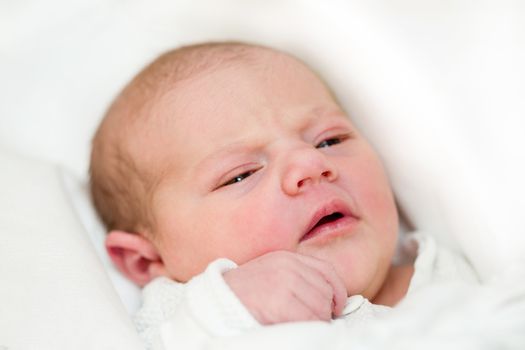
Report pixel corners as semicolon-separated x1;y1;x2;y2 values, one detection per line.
300;199;358;242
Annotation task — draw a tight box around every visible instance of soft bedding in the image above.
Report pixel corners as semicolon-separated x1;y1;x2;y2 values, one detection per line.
0;149;142;350
1;1;524;349
158;277;525;350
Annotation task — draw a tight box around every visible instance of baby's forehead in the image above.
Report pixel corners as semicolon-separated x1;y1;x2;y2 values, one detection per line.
123;45;341;167
153;63;333;129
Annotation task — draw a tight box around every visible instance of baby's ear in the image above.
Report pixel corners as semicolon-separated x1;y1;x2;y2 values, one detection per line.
105;230;168;287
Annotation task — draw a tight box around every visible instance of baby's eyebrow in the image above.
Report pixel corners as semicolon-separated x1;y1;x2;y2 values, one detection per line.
193;141;257;173
300;106;348;127
192;107;349;174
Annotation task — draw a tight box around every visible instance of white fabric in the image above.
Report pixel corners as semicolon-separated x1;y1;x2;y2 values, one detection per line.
1;2;525;349
135;233;493;350
187;278;525;350
62;169;142;314
135;259;259;350
0;149;143;350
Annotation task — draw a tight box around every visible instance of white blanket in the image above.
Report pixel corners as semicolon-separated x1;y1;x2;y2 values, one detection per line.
1;1;524;349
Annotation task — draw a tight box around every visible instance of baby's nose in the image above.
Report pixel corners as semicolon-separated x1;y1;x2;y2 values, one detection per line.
281;148;338;196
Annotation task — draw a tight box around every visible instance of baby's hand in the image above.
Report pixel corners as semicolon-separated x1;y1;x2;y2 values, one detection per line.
223;251;347;325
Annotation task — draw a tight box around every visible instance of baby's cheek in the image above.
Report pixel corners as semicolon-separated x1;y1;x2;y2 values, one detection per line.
227;201;295;264
351;159;397;228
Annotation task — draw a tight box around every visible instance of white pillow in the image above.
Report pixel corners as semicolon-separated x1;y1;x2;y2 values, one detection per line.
0;148;142;350
61;167;141;314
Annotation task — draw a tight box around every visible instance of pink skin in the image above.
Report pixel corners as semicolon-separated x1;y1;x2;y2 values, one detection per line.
117;52;400;323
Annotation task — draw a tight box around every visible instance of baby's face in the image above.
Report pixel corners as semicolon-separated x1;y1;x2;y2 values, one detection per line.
141;53;398;298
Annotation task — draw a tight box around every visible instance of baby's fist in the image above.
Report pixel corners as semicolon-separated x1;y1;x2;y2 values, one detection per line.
223;251;347;325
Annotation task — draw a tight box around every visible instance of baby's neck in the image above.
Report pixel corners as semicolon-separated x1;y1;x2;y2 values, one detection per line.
371;264;414;307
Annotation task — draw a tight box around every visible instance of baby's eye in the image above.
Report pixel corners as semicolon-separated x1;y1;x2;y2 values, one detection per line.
315;135;349;149
220;170;257;188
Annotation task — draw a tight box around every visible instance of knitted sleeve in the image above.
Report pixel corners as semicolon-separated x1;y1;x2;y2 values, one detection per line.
134;258;260;350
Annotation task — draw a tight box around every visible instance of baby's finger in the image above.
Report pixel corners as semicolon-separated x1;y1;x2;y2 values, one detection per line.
291;254;347;317
291;272;334;321
279;294;322;323
293;264;335;309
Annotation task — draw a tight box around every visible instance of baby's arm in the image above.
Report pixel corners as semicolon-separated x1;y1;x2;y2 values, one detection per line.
223;251;347;324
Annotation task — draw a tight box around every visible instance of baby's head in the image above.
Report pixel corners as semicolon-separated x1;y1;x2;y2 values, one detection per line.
90;42;399;300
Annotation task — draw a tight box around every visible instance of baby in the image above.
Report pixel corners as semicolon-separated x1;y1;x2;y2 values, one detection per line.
90;42;419;346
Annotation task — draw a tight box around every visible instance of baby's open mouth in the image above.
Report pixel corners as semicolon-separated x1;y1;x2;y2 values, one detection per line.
301;201;357;243
312;212;344;228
